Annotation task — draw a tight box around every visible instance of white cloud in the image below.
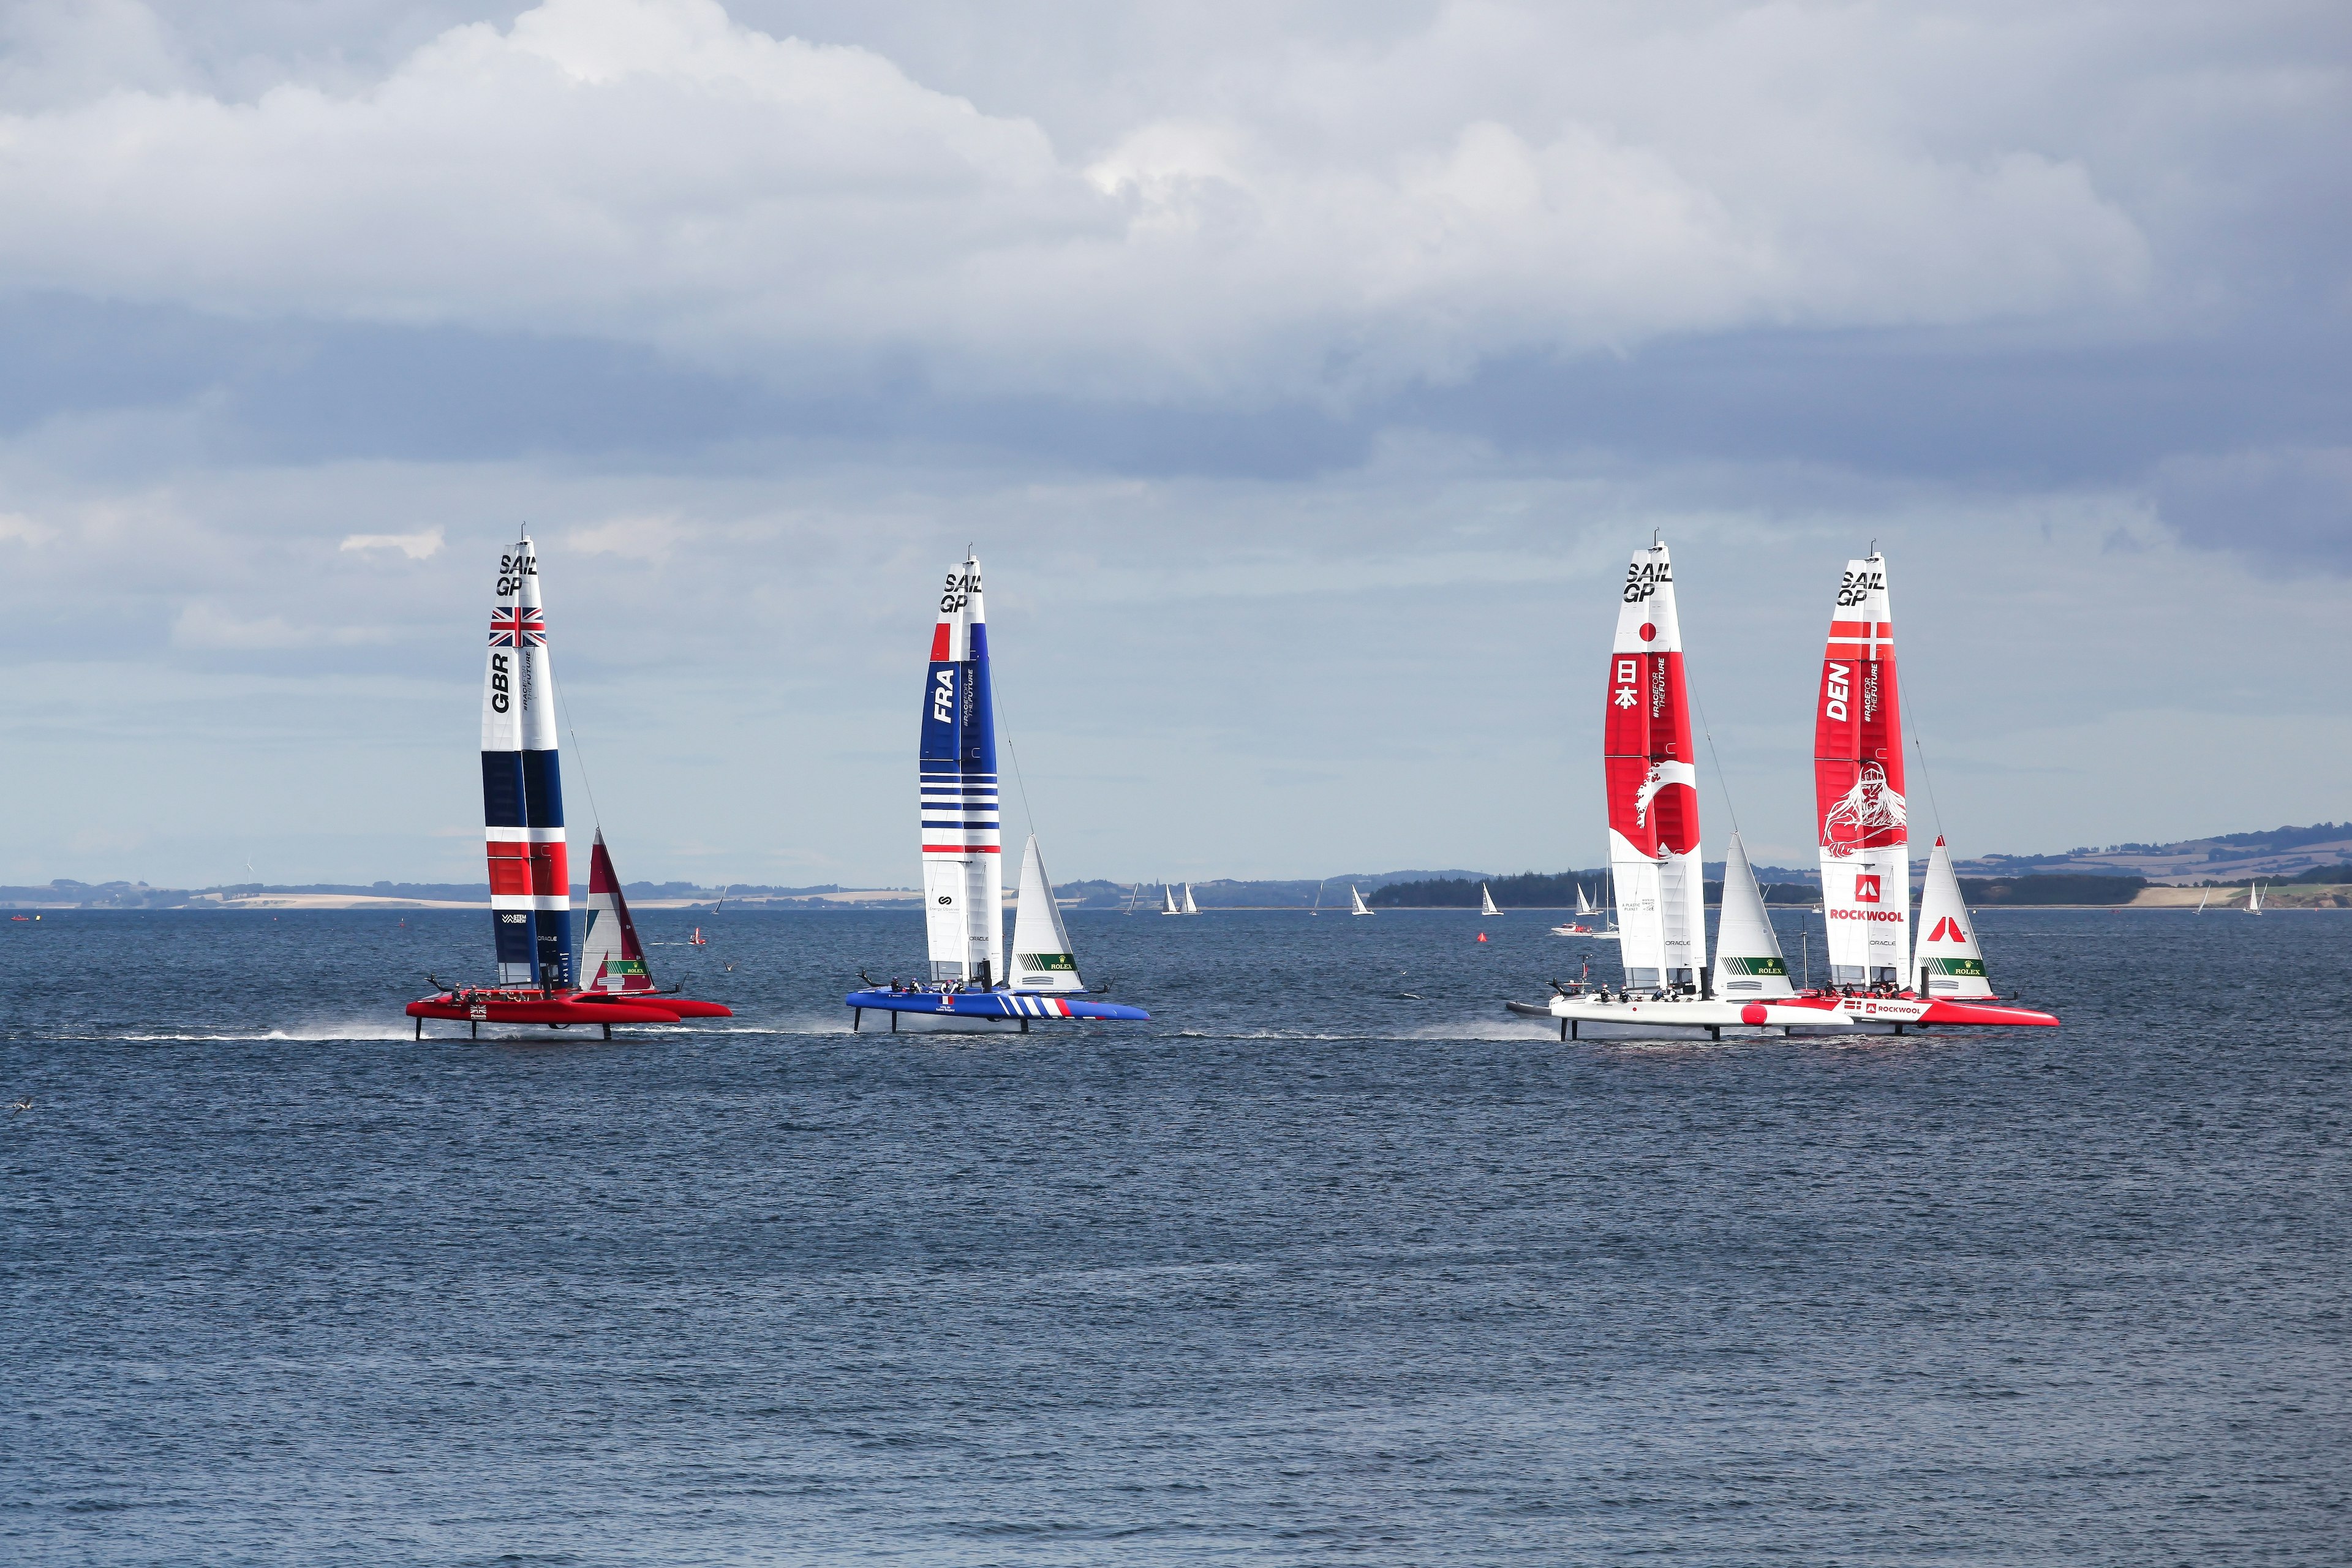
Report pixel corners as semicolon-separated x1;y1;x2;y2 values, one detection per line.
564;513;693;561
340;526;445;559
0;0;2163;398
0;511;58;545
172;601;396;649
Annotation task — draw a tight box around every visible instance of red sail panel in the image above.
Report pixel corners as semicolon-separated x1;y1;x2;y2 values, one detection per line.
1604;543;1703;986
1813;556;1910;983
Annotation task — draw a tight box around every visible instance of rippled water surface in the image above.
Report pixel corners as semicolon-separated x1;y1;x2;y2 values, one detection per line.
2;907;2346;1564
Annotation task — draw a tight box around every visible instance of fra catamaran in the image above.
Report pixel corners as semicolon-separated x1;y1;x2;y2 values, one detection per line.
407;536;732;1038
845;552;1148;1030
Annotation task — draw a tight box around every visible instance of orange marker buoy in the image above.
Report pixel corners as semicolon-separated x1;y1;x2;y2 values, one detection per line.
1477;932;1488;942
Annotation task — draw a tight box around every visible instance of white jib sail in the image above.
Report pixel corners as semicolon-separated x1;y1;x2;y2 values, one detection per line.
1009;835;1085;992
1182;883;1199;914
1913;837;1994;997
1480;882;1501;916
1350;885;1373;914
1711;832;1795;998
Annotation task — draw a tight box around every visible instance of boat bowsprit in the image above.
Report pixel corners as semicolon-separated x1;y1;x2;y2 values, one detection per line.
845;984;1150;1030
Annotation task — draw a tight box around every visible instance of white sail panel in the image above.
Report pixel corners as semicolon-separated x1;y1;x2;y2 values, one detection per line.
1009;835;1086;992
1182;884;1199;915
1711;832;1794;998
1480;882;1501;916
1913;837;1994;997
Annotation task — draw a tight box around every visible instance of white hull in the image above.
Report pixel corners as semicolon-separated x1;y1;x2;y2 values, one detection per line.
1551;995;1852;1031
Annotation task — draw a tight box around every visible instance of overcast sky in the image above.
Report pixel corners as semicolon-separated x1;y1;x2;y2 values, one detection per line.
1;0;2345;888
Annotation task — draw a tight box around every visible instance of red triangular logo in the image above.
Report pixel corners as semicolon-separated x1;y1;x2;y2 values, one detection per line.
1926;916;1967;944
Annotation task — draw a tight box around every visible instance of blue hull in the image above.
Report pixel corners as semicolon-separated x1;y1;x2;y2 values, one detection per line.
846;988;1148;1023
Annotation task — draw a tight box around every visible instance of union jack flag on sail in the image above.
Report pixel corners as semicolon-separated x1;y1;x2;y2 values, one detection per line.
489;605;548;648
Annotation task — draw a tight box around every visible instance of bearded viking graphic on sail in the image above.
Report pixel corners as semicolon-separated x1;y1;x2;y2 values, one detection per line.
1820;761;1907;855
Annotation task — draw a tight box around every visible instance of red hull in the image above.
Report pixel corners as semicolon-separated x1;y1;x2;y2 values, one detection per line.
579;994;734;1019
1779;992;2059;1028
407;993;684;1025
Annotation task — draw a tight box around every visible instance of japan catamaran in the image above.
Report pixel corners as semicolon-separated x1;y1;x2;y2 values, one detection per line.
1507;538;1844;1038
408;536;732;1037
844;552;1148;1029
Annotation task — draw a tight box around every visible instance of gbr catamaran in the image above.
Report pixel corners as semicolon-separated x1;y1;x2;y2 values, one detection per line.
844;552;1148;1030
408;536;731;1038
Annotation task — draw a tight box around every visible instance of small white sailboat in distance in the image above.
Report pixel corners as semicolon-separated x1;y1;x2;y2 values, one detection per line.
1181;883;1200;915
1551;880;1618;939
2195;888;2209;914
1160;884;1181;916
1349;884;1374;916
2247;882;2264;914
1480;882;1502;916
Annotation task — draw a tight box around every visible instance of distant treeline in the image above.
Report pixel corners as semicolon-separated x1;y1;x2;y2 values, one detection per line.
1370;872;1605;908
1958;873;2145;905
1371;872;1822;908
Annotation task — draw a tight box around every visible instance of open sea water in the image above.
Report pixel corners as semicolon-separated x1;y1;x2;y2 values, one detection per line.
1;906;2345;1564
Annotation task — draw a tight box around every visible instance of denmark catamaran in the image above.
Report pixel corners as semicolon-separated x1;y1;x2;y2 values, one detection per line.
408;536;731;1036
844;552;1148;1028
1774;552;2055;1031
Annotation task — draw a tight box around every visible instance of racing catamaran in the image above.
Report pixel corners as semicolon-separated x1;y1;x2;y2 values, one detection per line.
1774;553;2054;1031
845;551;1148;1028
1509;539;1846;1038
408;537;730;1037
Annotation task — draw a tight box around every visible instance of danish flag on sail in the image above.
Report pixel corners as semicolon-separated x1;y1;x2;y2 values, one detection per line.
918;553;1003;986
1603;540;1704;989
1814;551;1909;984
480;535;570;989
